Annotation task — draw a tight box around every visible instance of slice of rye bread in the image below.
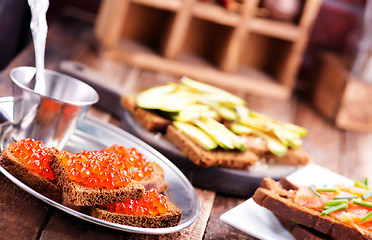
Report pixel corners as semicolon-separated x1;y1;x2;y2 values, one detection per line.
0;143;62;202
121;95;310;167
166;125;259;168
260;177;330;240
243;136;310;165
50;150;146;206
253;179;372;240
91;201;182;228
121;95;171;132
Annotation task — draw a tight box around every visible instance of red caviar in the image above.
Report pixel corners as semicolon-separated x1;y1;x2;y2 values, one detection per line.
12;138;55;181
101;188;168;215
60;145;153;189
104;145;153;181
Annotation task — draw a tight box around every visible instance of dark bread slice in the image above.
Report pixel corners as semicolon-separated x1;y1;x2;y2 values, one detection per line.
260;177;329;239
121;95;310;167
244;136;310;165
253;179;372;240
121;95;171;132
139;162;167;193
0;143;62;202
91;201;182;228
50;150;145;206
166;125;259;168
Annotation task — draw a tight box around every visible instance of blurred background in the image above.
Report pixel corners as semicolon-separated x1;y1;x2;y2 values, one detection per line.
0;0;367;88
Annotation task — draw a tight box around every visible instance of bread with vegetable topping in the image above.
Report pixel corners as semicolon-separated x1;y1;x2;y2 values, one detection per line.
166;124;259;168
121;94;309;168
253;177;372;240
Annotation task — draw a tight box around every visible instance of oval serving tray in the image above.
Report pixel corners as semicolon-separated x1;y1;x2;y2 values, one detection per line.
122;111;299;198
0;97;199;235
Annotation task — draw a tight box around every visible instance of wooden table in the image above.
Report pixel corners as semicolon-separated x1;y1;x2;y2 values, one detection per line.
0;14;371;240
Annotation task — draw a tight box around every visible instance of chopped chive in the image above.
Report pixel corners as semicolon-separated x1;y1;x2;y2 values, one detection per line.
309;185;321;198
353;200;372;208
334;195;358;200
290;221;297;226
325;199;348;206
321;203;348;215
366;177;369;186
363;210;372;222
362;191;372;200
315;187;340;193
355;180;370;190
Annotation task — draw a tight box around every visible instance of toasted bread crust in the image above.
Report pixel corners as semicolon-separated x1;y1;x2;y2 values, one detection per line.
0;144;62;202
91;201;182;228
260;177;329;239
253;186;372;240
244;136;310;165
121;95;171;132
50;150;145;206
166;125;259;168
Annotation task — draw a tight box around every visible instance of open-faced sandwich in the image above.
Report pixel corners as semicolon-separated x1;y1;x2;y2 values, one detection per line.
121;77;310;169
0;139;182;228
91;188;182;228
0;138;62;201
253;176;372;239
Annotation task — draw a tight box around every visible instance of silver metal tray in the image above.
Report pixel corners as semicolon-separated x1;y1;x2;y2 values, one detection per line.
0;97;199;234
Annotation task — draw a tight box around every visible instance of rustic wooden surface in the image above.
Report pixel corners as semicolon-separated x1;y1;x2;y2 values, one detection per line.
0;13;371;240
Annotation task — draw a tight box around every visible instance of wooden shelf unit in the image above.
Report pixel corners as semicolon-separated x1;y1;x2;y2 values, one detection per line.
94;0;321;100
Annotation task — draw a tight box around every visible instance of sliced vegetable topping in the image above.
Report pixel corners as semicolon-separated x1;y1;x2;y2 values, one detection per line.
136;77;307;154
353;200;372;208
321;203;348;215
363;211;372;222
355;180;369;190
315;187;340;193
362;191;372;200
324;199;348;206
334;195;358;200
309;185;321;198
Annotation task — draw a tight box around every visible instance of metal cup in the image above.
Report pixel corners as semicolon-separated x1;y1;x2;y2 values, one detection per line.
10;66;99;149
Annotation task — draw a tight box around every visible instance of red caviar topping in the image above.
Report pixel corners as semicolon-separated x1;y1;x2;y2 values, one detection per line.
60;145;153;189
12;138;55;181
105;145;153;181
101;189;168;215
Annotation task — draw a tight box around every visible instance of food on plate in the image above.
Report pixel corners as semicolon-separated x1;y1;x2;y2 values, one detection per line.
50;146;166;206
0;138;62;201
253;176;372;239
91;188;182;228
166;123;258;168
121;76;309;168
0;138;181;228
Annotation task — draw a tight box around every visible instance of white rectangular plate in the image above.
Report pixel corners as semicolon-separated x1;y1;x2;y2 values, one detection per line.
220;164;354;240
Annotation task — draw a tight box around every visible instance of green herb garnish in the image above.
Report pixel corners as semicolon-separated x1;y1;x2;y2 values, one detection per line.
334;195;358;200
321;203;348;215
363;210;372;222
290;221;297;226
315;187;340;193
353;200;372;208
365;177;369;186
324;199;348;206
355;180;370;190
362;191;372;200
309;185;321;198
